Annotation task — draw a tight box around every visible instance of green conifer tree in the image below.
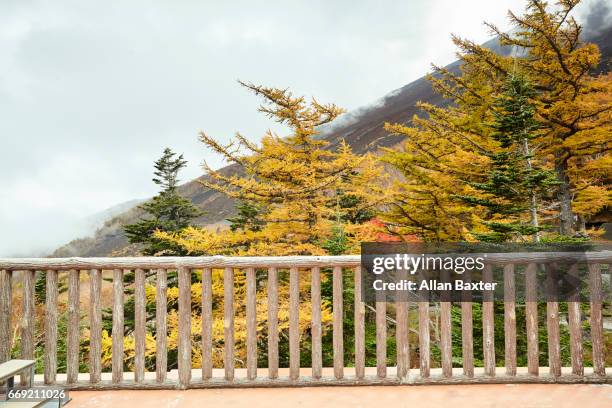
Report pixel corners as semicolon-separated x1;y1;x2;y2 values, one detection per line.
124;148;202;255
458;75;558;242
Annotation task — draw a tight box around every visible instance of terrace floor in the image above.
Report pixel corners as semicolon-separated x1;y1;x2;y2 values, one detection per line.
70;384;612;408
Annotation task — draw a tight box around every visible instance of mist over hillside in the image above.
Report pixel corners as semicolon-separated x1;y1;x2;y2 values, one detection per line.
51;18;612;257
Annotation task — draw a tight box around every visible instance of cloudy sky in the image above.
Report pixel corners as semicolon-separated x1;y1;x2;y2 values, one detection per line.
0;0;604;256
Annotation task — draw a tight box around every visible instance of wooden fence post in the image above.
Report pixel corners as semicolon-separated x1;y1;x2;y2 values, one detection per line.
546;264;561;377
134;268;146;383
44;270;58;384
567;264;583;376
525;263;539;376
202;268;213;380
156;269;168;383
333;266;344;379
589;264;605;376
354;266;365;380
0;270;12;365
267;267;279;379
89;269;102;384
178;266;192;388
311;267;322;379
224;267;234;381
504;264;516;376
21;270;35;386
461;270;474;378
112;269;124;384
67;270;80;384
246;267;258;380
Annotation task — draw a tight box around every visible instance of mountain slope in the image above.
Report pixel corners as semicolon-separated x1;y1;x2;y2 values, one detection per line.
52;26;612;257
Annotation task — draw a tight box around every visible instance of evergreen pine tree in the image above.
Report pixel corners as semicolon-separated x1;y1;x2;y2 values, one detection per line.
124;148;202;255
459;74;558;242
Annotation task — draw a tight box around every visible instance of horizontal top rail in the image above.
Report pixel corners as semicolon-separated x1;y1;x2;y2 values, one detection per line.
0;251;610;270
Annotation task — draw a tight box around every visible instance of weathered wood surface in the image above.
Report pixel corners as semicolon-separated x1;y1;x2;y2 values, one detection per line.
134;268;146;383
482;265;495;377
418;301;430;378
67;270;80;384
440;268;452;378
224;267;235;381
58;371;612;391
354;266;365;380
376;299;386;378
567;264;583;376
20;270;35;386
461;272;474;378
2;251;609;270
0;270;12;364
504;264;516;376
6;254;611;391
112;269;124;384
178;266;192;388
546;265;561;377
201;268;213;380
525;263;539;376
333;266;344;380
44;270;58;384
89;269;102;384
155;269;168;383
246;267;257;381
0;359;35;382
267;267;279;379
395;269;409;380
311;267;322;379
588;264;605;376
289;266;300;380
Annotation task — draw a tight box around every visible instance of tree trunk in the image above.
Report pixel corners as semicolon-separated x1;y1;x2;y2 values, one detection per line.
523;138;540;242
555;153;574;236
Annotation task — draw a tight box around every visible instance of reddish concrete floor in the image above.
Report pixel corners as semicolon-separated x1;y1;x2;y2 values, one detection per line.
69;384;611;408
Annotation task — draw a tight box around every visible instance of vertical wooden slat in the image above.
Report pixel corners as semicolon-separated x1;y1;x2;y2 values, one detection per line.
20;270;35;386
504;264;516;376
396;269;409;380
156;269;168;383
0;270;12;364
89;269;102;384
332;266;344;379
201;268;213;380
112;269;124;384
376;300;386;378
440;268;452;378
44;270;58;384
482;264;495;377
178;266;192;388
289;267;300;380
224;267;235;381
546;264;561;377
461;270;474;378
311;267;322;379
67;269;80;384
246;267;257;380
134;268;146;383
354;266;365;380
267;267;279;379
525;263;539;376
395;302;408;380
588;263;605;376
567;264;583;376
418;300;430;378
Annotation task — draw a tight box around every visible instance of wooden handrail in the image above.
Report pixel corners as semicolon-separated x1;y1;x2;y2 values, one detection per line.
0;253;609;390
1;251;611;270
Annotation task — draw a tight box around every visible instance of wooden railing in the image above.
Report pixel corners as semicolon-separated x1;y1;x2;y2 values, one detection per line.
0;253;610;390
